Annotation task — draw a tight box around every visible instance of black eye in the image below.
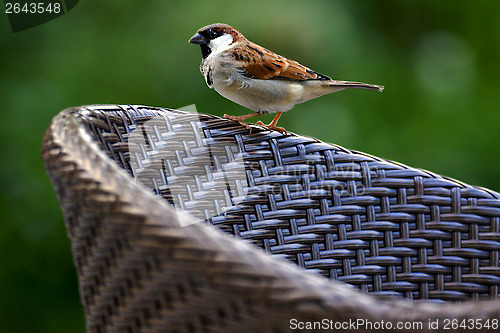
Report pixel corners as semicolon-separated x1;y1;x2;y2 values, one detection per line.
208;30;218;39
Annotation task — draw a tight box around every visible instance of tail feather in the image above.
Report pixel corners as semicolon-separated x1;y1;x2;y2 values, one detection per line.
329;80;384;92
299;78;384;104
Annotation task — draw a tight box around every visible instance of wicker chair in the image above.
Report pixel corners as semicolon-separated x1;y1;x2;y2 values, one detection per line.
43;105;500;333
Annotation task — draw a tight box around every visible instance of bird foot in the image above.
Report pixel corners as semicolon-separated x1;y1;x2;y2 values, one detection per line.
255;121;287;135
223;114;252;131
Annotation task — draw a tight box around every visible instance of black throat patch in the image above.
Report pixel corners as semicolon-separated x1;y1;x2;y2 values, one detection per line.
205;66;213;87
200;44;211;59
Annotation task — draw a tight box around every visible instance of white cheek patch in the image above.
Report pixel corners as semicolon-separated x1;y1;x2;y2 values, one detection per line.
209;34;233;54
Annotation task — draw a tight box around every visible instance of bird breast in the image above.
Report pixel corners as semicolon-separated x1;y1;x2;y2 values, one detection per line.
202;53;305;113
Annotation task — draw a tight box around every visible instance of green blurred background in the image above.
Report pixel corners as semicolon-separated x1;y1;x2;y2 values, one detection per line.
1;1;499;331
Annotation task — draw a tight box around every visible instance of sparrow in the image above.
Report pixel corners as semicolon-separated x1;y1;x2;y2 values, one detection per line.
189;23;383;133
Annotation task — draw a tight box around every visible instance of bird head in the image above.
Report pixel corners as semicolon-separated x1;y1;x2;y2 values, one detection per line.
189;23;244;58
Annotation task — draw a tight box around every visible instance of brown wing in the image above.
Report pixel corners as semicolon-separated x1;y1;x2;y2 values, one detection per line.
231;41;330;81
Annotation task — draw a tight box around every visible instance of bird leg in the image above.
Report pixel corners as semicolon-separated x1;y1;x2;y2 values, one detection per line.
256;112;287;134
223;112;260;130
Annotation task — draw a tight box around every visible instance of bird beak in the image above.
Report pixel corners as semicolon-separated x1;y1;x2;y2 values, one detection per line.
188;32;206;45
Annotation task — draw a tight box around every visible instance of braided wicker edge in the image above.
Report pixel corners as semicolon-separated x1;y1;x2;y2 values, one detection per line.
43;105;500;333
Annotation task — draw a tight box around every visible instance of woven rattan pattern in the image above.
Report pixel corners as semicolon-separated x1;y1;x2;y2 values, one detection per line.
79;104;500;302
